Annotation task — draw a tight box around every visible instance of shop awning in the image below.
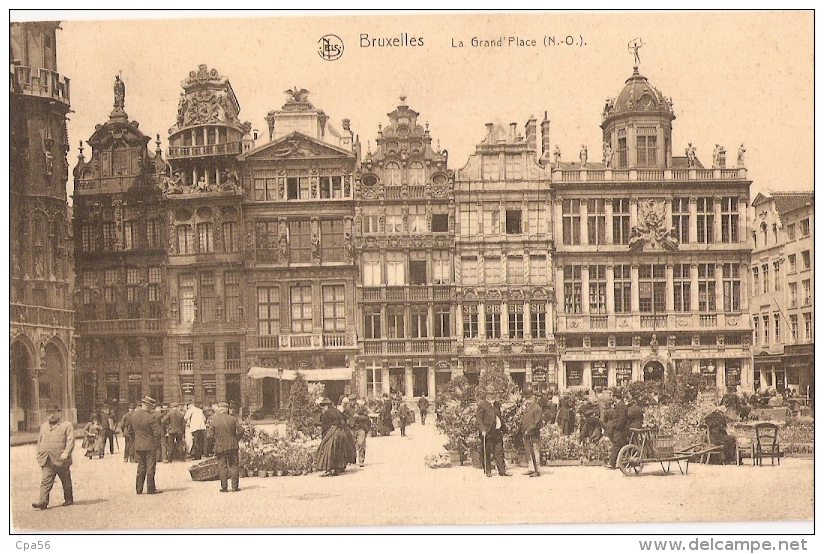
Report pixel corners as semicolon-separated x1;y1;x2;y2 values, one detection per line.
247;367;352;381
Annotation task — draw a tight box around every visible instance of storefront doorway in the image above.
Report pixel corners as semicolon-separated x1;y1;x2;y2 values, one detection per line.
10;340;32;431
261;377;277;413
643;361;665;385
389;367;405;396
413;367;428;397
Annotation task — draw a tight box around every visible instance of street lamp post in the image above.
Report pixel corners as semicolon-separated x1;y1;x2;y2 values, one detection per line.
278;368;284;417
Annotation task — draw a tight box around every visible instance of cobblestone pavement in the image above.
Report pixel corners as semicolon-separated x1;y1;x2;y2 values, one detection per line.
10;421;813;531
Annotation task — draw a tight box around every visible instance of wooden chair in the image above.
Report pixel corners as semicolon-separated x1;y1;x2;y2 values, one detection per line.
753;422;783;466
701;425;725;464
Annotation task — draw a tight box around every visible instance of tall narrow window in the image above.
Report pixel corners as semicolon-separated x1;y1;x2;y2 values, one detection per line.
723;263;741;312
363;307;381;339
484;257;501;284
612;199;630;245
789;282;798;308
176;225;194;254
752;266;760;298
197;222;213;253
147;267;162;318
774;313;781;343
224;271;240;322
484;205;500;235
386;252;405;286
363;252;382;287
530;303;546;338
200;272;216;322
257;286;280;335
635;131;657;165
223;222;239;252
803;312;813;341
433;251;450;284
409;204;427;234
385;162;401;186
505;156;521;180
320;219;344;262
102;222;117;250
408;161;425;186
527;202;547;235
322;285;346;332
286;177;310;200
616;135;628;168
696;197;714;244
613;264;631;313
463;304;479;338
562;199;581;245
802;279;811;305
589;265;607;314
362;214;380;234
290;285;313;333
507;256;524;284
255;221;278;261
179;274;195;323
123;221;136;250
505;205;522;235
762;263;769;294
462;257;478;286
773;261;781;291
289;220;311;263
434;305;450;338
386;307;405;339
147;219;161;248
126;267;141;318
800;218;810;236
720;197;739;243
587;199;606;245
485;303;502;339
530;255;547;284
673;264;691;312
639;265;665;313
104;269;118;319
410;306;427;338
563;265;582;314
508;303;524;339
385;206;403;234
697;264;716;312
790;315;798;341
753;317;760;346
672;198;689;244
409;254;427;285
460;205;478;236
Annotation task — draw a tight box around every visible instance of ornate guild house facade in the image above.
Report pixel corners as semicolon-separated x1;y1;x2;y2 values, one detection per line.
66;49;765;418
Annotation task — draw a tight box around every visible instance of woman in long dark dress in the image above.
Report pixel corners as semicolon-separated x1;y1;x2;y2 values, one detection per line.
377;394;395;436
556;395;576;436
316;398;355;476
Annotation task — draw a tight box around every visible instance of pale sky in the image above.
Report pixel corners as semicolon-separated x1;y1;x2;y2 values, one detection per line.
19;11;815;200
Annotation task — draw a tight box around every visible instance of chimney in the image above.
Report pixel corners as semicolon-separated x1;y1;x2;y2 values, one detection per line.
525;115;537;154
485;123;494;143
510;122;517;142
541;111;551;160
340;118;353;150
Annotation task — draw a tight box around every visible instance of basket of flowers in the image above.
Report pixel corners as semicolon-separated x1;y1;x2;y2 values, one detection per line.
188;458;220;481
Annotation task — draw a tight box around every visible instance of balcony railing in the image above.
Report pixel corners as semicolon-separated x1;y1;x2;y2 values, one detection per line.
408;186;426;198
323;333;348;347
257;335;279;349
386;287;406;301
555;166;747;183
167;141;243;159
387;340;406;354
409;286;429;301
77;318;163;334
559;312;746;332
411;339;429;353
359;285;455;302
640;316;667;329
364;340;383;354
434;338;453;353
11;304;74;328
179;361;194;373
13;66;70;105
590;316;608;329
225;360;242;371
699;315;717;327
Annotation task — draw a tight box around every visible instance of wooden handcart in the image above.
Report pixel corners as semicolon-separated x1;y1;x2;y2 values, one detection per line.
616;427;720;476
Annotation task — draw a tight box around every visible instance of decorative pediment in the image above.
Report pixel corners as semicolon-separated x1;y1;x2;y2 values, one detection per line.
87;121;150;148
240;132;354;161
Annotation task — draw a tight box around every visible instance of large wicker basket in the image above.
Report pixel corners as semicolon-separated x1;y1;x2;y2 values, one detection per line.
654;433;676;458
189;458;220;481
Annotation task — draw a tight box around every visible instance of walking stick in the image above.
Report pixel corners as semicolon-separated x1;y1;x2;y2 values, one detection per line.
114;431;120;452
482;432;489;475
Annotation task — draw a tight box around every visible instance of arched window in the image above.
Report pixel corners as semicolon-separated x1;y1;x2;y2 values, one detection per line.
408;161;425;186
385;162;401;186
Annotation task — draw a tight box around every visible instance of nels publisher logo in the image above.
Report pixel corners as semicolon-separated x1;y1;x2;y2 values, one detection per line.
318;35;344;61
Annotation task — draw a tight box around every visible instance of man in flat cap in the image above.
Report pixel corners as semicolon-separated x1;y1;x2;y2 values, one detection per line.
32;403;74;509
127;396;162;494
207;402;245;492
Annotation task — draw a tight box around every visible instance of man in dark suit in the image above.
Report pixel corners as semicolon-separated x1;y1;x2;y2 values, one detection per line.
207;402;245;492
162;402;186;462
118;404;135;463
520;386;544;477
606;394;629;469
417;395;430;425
475;385;511;477
127;396;162;495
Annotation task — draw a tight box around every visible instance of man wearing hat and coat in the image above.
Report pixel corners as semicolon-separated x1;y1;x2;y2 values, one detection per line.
475;385;511;477
127;396;163;494
118;404;136;463
207;402;245;492
520;386;544;477
162;402;186;462
32;403;74;509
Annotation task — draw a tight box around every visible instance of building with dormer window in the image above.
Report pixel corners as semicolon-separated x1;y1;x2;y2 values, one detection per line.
454;119;555;390
354;97;456;400
552;62;754;393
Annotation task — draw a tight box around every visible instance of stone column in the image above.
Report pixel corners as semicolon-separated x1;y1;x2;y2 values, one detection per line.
630;198;639;229
478;302;486;339
666;264;675;312
631;265;640;313
580;199;589;245
381;365;390;396
556;266;565;313
523;301;532;339
554;200;563;246
738;196;748;244
606;265;615;315
583;361;592;389
691;263;700;314
715;263;724;313
405;364;414;400
605;200;614;244
739;262;750;312
689;197;698;244
717;359;725;389
713;196;722;243
428;366;436;399
581;265;590;314
501;302;509;339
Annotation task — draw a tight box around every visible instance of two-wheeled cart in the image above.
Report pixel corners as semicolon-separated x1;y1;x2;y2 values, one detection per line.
616;427;717;476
